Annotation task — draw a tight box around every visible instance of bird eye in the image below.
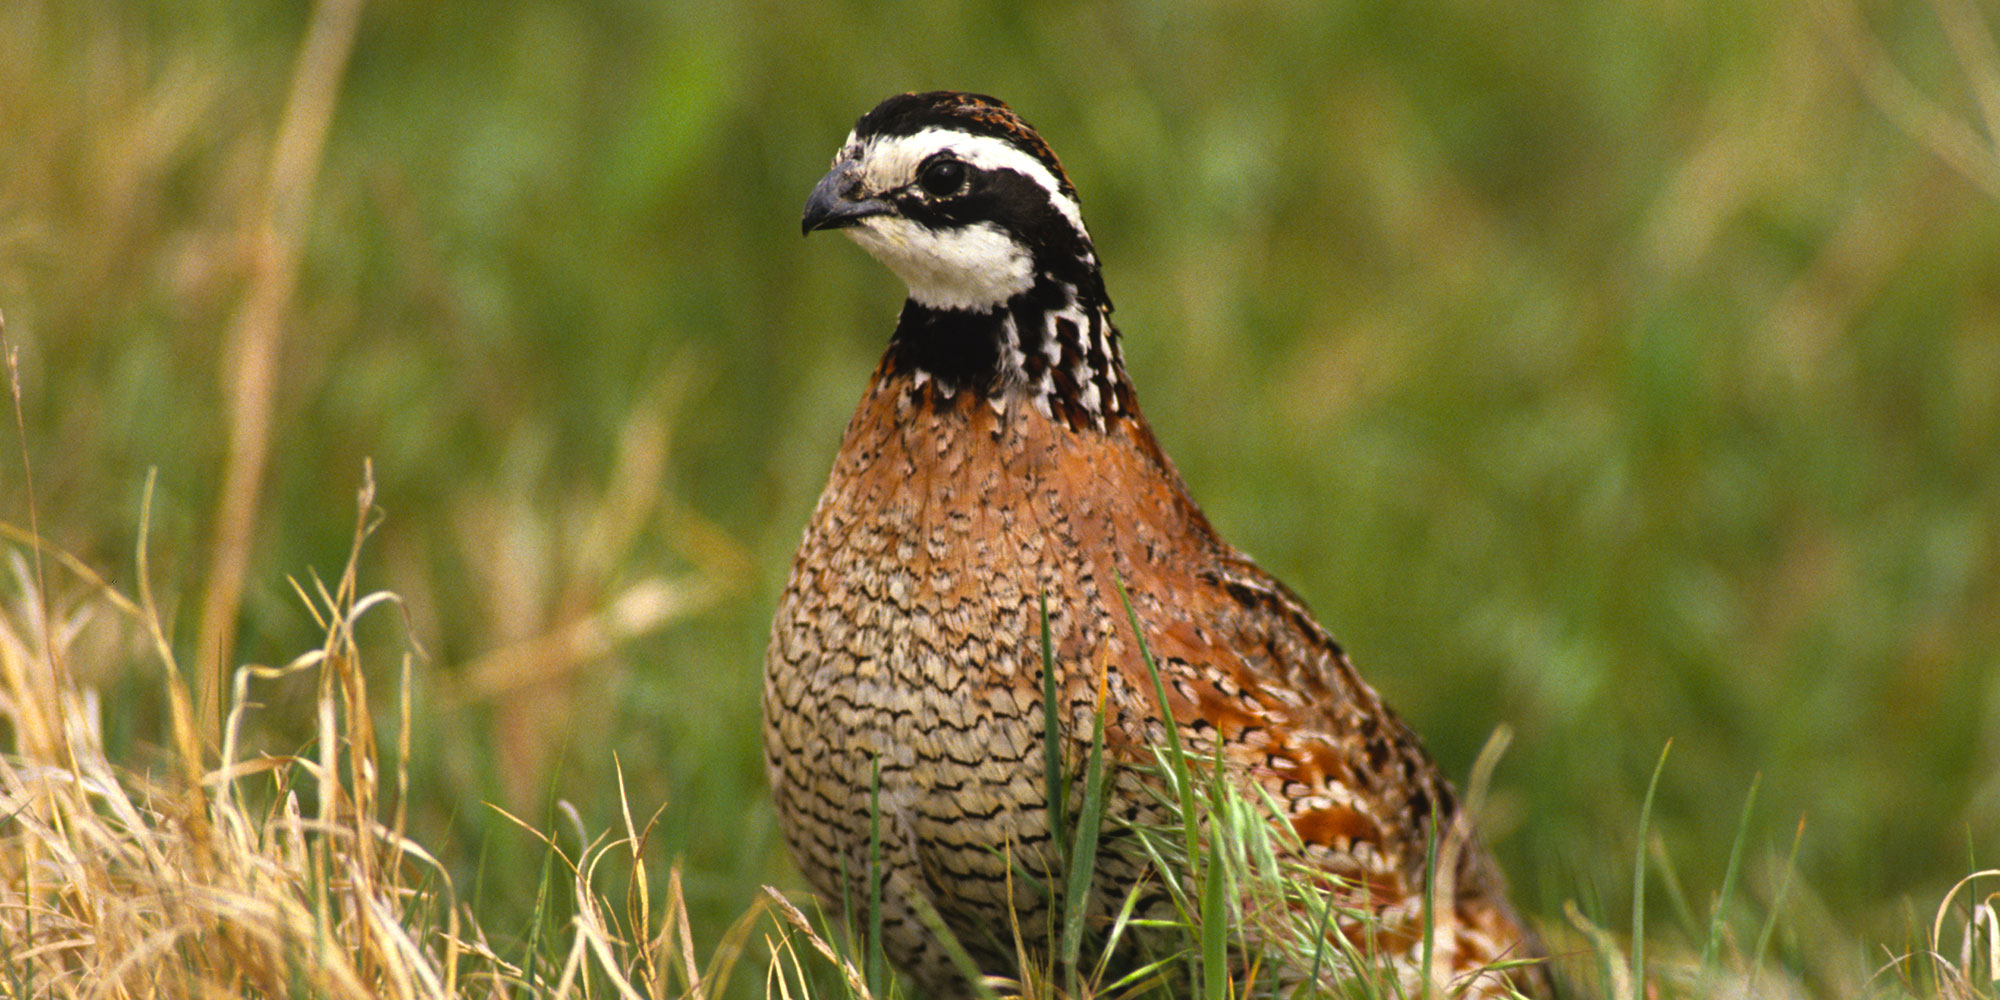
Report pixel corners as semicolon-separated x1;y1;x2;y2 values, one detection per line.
918;158;967;196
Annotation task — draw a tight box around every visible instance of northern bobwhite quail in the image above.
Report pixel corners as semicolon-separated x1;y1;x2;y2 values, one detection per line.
766;91;1548;999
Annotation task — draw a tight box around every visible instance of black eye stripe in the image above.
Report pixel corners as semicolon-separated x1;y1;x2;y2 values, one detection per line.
896;166;1033;226
892;165;1092;279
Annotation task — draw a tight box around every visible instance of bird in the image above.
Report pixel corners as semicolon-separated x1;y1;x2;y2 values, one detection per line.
765;91;1549;999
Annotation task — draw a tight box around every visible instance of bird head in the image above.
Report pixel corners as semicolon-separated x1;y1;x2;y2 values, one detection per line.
802;91;1103;314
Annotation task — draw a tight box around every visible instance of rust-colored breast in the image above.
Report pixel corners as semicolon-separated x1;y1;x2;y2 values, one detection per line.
764;368;1546;998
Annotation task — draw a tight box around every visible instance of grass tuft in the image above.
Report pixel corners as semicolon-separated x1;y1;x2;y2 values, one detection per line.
2;481;1996;999
0;470;772;1000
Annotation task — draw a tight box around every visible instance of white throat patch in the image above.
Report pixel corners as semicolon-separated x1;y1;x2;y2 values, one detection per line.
845;219;1033;311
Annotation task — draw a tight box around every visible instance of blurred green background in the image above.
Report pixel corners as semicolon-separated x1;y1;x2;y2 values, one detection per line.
3;0;1997;992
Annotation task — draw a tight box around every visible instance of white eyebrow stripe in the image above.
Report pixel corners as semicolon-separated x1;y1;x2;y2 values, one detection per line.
855;129;1086;235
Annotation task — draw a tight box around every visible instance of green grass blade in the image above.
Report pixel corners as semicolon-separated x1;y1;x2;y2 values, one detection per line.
1095;878;1156;982
1101;954;1183;996
1060;691;1110;994
1201;842;1229;1000
1040;590;1068;869
907;891;1000;1000
1200;753;1232;1000
1116;575;1199;870
1700;773;1760;975
1649;825;1700;944
869;755;886;999
1302;885;1337;996
1117;572;1212;989
996;846;1051;901
1125;826;1198;920
1421;800;1438;1000
837;850;858;970
1632;740;1672;996
522;814;560;988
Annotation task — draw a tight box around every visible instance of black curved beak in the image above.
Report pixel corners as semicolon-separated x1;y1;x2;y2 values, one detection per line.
802;161;893;236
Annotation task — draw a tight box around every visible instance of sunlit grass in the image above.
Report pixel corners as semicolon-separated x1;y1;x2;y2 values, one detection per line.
0;473;775;999
0;475;1994;998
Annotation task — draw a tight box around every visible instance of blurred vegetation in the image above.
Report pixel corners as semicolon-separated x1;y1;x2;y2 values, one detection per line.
1;0;1997;993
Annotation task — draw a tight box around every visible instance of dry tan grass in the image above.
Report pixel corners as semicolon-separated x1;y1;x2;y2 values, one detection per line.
0;456;1990;999
0;465;771;999
1888;870;2000;1000
0;474;1993;1000
4;472;444;996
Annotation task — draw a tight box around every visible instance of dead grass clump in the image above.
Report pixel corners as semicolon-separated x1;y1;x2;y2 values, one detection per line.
0;471;464;997
0;470;759;999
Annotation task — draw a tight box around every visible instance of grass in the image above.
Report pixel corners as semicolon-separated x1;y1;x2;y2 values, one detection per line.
2;498;1992;998
2;0;2000;996
0;471;768;999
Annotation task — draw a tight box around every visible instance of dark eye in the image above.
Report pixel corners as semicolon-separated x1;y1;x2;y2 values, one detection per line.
918;158;967;196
